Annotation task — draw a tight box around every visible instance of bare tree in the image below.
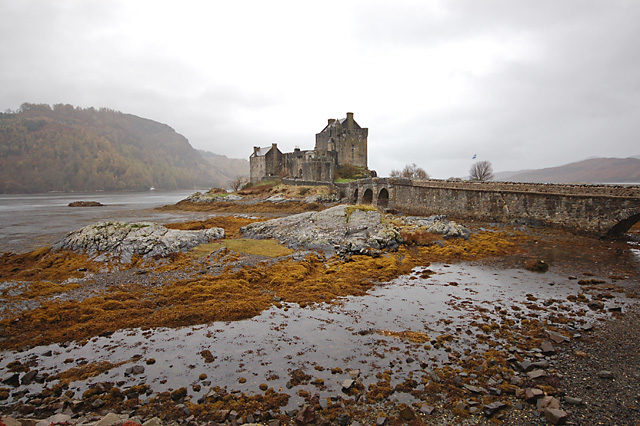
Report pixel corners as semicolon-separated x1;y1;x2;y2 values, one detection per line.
230;175;247;191
390;163;429;180
469;161;493;181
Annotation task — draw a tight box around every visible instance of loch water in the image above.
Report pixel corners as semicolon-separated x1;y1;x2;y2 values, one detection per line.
0;190;209;253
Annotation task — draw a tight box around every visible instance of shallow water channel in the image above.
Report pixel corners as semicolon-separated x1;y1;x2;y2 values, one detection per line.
1;262;634;412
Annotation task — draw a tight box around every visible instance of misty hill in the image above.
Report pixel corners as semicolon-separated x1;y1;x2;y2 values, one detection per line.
197;150;249;183
495;157;640;183
0;103;242;193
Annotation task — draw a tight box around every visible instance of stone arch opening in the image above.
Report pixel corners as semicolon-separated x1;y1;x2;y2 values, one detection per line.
362;188;373;204
377;188;389;208
606;212;640;237
352;188;359;204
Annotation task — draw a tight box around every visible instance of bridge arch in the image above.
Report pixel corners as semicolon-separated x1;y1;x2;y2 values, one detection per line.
606;209;640;237
362;188;373;204
377;188;389;208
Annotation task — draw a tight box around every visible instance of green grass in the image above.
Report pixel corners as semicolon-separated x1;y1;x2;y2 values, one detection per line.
190;239;294;258
334;178;357;183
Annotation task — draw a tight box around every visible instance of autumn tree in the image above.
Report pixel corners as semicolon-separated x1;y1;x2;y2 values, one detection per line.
230;175;247;191
390;163;429;180
469;160;494;181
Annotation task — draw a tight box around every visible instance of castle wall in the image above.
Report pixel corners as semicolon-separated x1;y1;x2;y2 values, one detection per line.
282;150;309;179
302;160;335;182
249;156;266;183
264;148;283;177
315;113;368;169
335;130;367;168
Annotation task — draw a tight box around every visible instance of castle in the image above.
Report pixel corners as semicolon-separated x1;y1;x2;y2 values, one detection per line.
249;112;368;183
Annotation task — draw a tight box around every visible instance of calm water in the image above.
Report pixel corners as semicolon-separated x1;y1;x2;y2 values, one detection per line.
0;190;210;253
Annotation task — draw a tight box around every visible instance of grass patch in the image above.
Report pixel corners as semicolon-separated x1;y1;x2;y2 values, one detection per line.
190;239;294;258
334;178;357;183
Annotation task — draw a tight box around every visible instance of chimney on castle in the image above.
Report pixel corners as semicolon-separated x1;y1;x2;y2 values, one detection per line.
346;112;354;129
328;118;336;125
253;146;259;155
271;143;278;150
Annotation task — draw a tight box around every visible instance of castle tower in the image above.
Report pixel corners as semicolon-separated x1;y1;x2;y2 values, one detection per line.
314;112;368;168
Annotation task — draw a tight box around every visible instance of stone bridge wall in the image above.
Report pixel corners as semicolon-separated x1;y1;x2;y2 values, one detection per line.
338;178;640;236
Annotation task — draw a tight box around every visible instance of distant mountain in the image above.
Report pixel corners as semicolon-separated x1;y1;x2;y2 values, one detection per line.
0;103;243;193
197;150;249;183
495;157;640;183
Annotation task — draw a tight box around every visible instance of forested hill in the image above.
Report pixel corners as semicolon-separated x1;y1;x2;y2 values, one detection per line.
197;150;249;184
0;103;234;193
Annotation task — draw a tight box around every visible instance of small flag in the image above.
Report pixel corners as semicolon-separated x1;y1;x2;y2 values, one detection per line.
472;154;477;159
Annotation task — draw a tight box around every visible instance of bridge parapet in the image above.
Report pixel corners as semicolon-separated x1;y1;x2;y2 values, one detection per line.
340;178;640;236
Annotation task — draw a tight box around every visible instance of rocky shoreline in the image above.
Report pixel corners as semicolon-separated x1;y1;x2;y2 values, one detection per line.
1;194;639;425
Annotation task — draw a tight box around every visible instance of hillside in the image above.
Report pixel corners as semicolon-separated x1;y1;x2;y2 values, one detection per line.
197;150;249;183
0;103;238;193
496;157;640;184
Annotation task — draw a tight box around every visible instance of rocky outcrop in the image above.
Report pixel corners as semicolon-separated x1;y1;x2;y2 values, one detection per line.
184;192;243;203
240;205;400;254
53;221;224;261
396;215;470;239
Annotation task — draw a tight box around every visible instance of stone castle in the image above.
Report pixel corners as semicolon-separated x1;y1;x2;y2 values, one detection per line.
250;112;368;183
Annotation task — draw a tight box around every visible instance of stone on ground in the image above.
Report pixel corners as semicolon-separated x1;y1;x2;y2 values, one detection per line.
34;414;71;426
95;412;122;426
53;221;224;261
240;205;400;254
395;215;470;239
544;407;568;424
1;416;21;426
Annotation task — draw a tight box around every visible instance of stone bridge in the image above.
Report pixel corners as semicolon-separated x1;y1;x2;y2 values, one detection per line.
337;178;640;237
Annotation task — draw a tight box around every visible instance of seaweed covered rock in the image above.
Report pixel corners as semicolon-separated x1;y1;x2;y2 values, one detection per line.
396;215;470;239
240;204;400;254
53;221;224;261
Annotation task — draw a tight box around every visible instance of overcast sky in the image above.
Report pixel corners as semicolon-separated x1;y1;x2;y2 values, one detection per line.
1;0;639;178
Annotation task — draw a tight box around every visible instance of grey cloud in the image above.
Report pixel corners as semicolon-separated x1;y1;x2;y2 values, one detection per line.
1;1;639;179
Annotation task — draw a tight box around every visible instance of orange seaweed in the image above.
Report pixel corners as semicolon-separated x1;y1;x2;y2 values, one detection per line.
0;231;523;350
164;215;267;238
